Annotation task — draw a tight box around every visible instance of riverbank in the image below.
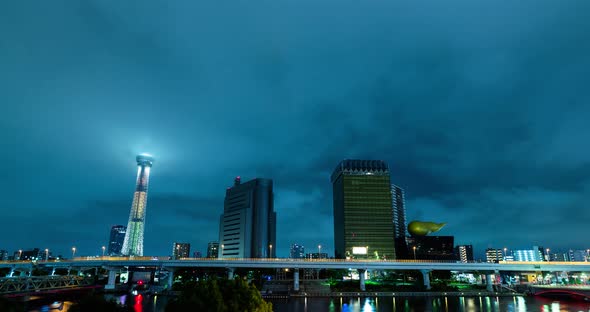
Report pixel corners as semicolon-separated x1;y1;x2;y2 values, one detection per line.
263;290;524;299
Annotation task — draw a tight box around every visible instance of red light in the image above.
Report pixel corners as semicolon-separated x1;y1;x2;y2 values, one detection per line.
137;280;143;285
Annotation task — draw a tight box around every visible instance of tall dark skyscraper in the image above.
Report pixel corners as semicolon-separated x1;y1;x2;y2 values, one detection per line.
107;225;127;256
331;160;396;260
172;242;190;259
219;177;276;258
121;154;154;256
391;184;408;258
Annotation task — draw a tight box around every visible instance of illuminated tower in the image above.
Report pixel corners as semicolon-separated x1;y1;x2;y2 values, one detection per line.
332;160;395;260
121;154;154;256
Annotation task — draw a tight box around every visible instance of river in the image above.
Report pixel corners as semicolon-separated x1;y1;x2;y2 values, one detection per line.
26;294;590;312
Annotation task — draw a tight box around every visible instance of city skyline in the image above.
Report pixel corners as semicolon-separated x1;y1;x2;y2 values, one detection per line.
2;1;590;259
3;155;586;261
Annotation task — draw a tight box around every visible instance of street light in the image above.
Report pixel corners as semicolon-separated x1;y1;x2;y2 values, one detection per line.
18;250;22;260
413;246;417;260
269;244;273;258
546;248;550;262
503;247;507;261
221;244;224;258
45;249;49;261
101;246;106;257
318;245;322;259
72;247;76;259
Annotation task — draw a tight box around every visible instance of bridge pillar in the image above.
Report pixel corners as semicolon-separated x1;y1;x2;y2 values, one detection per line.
166;268;175;289
486;273;494;292
421;270;431;290
228;268;235;280
104;269;117;290
7;267;14;277
51;268;56;276
358;269;366;291
293;269;300;292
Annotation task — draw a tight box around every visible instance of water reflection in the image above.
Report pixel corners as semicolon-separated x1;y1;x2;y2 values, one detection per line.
134;294;143;312
27;294;590;312
362;298;374;312
272;295;590;312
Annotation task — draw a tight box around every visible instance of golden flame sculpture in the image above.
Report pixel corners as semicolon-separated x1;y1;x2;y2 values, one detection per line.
408;221;446;236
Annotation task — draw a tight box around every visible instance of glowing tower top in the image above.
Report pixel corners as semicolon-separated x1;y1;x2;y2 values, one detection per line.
121;154;154;256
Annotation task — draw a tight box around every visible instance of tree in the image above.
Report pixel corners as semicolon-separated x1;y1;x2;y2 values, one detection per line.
166;278;272;312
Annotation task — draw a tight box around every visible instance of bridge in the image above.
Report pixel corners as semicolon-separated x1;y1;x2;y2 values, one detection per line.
0;275;95;296
2;258;590;293
529;284;590;301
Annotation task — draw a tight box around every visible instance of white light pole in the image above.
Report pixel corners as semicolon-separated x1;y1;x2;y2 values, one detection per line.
269;244;273;258
72;247;76;259
45;249;49;261
102;246;106;257
546;248;550;262
221;244;224;258
413;246;417;260
503;247;507;261
318;245;322;259
18;250;22;260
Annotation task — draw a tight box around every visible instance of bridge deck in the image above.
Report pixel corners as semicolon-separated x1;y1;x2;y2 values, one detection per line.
2;258;590;272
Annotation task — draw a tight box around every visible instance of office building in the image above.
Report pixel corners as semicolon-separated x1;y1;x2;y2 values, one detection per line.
486;248;503;263
568;250;588;262
512;246;544;262
107;225;127;256
391;185;409;258
219;177;276;258
207;242;219;258
172;242;190;260
306;252;328;259
407;236;455;261
290;244;305;259
455;245;474;263
121;154;154;256
332;160;395;260
550;252;567;261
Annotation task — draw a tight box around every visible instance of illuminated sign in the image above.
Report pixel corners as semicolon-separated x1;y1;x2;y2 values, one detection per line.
352;247;368;255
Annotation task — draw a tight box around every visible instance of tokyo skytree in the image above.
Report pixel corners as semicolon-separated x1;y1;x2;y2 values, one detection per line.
121;154;154;256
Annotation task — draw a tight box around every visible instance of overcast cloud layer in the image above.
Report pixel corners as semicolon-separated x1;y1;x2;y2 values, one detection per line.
1;0;589;258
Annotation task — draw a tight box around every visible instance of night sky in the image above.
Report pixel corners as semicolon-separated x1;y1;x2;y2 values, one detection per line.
1;1;589;259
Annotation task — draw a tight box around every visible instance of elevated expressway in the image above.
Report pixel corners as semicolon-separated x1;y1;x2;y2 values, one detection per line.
3;258;590;292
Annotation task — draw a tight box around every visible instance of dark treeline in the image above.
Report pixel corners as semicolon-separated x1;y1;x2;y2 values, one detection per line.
166;278;272;312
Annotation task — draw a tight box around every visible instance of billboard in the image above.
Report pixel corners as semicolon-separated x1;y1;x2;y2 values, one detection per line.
352;247;368;255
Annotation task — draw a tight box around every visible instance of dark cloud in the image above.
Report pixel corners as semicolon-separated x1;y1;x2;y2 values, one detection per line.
1;0;590;259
